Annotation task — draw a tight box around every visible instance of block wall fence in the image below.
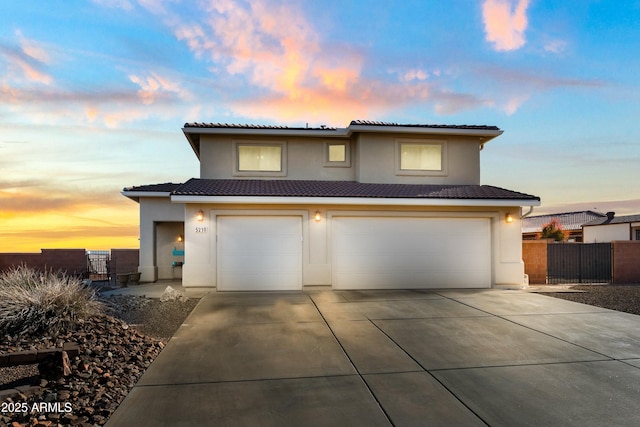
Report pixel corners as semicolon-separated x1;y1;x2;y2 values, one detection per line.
612;241;640;284
522;240;640;285
0;249;139;277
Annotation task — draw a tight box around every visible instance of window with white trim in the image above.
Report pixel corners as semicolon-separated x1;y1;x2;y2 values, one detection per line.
234;142;287;176
396;139;447;176
323;141;351;167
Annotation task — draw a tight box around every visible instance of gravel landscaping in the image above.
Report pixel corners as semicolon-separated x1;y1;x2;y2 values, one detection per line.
543;284;640;316
1;294;199;427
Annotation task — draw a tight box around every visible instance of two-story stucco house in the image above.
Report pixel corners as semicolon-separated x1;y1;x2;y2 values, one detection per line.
123;120;540;290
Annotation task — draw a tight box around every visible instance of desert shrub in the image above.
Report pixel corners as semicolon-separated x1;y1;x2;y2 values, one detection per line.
538;219;570;242
0;265;104;337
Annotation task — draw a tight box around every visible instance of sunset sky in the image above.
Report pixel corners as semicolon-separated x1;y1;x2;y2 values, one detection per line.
1;0;639;252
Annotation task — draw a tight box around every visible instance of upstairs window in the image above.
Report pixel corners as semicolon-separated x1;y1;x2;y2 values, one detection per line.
400;144;442;170
238;145;281;171
234;142;286;176
396;139;447;176
323;141;350;167
329;144;346;162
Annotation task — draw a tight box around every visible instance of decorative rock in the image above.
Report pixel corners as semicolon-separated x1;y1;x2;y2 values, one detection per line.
160;286;188;302
1;293;198;426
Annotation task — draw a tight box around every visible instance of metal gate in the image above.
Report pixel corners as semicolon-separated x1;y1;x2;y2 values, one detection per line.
87;250;110;281
547;243;612;284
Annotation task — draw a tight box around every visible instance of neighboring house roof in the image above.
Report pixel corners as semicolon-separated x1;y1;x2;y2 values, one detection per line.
583;213;640;226
124;179;540;202
182;120;503;158
522;211;606;234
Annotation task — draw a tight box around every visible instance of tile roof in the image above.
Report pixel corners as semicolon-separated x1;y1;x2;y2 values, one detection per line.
183;123;337;131
522;211;606;233
583;213;640;226
123;182;183;193
349;120;500;131
171;179;539;201
183;121;501;132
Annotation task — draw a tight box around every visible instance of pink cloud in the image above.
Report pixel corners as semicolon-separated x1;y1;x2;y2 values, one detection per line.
165;0;486;121
129;72;189;105
0;31;53;85
482;0;530;51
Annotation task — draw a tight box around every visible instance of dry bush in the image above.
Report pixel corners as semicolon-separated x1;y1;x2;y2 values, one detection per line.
0;265;104;337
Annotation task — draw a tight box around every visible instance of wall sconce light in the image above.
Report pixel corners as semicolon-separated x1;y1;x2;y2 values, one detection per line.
196;210;204;221
505;213;514;223
314;210;321;222
177;235;183;242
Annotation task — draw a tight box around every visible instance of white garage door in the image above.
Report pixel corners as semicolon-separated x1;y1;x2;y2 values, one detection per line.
332;217;491;289
217;216;302;291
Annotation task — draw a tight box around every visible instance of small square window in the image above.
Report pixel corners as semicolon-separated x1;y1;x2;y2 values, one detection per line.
323;141;350;167
328;144;346;162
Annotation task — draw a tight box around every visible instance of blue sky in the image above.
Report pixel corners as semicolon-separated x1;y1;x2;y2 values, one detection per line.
1;0;639;251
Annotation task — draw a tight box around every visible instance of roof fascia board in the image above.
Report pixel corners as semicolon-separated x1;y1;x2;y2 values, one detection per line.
348;124;503;140
122;191;172;198
170;195;540;207
182;129;201;159
182;127;349;138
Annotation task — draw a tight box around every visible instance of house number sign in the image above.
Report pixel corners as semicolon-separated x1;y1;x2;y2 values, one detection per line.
195;227;208;233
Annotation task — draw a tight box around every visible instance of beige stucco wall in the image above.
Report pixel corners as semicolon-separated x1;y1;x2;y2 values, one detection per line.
138;197;184;282
583;223;630;243
199;135;356;181
198;133;482;185
180;203;524;289
355;133;481;185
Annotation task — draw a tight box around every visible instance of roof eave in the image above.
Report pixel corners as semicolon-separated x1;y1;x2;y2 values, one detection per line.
182;126;348;139
182;128;201;159
347;124;503;141
170;194;540;207
121;190;173;203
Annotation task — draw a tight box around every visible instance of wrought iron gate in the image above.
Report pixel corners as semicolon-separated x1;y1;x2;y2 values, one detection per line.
86;250;110;281
547;243;612;284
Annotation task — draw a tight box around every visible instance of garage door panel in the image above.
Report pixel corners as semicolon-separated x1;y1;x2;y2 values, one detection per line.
219;255;299;273
218;216;302;291
332;217;491;289
218;274;301;291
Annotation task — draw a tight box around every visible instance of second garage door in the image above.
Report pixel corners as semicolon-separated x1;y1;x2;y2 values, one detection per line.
332;217;491;289
217;216;302;291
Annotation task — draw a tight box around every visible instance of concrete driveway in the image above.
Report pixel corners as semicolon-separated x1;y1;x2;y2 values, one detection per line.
107;289;640;426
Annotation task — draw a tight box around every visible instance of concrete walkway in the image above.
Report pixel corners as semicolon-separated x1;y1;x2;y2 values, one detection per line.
107;289;640;426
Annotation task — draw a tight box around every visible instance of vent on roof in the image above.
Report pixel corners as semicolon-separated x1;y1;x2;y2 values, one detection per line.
606;211;615;221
